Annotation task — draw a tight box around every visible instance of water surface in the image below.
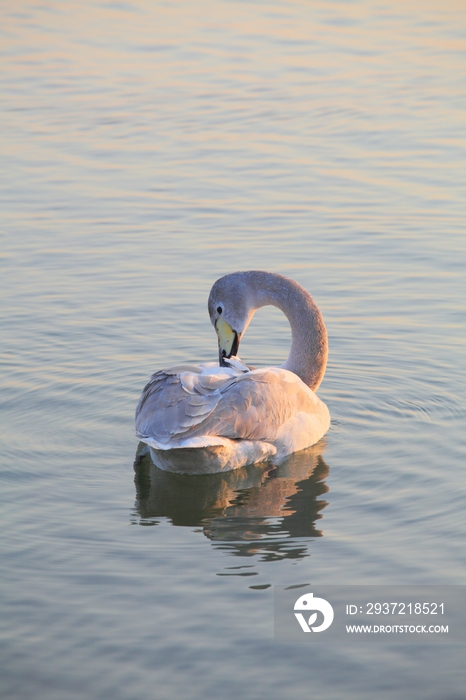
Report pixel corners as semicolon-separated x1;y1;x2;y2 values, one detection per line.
1;1;465;698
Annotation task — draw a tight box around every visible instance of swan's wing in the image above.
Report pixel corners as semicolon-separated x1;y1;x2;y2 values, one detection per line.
136;365;326;451
201;367;323;441
135;363;239;446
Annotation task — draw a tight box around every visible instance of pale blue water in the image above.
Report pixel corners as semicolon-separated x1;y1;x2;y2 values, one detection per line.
1;1;465;698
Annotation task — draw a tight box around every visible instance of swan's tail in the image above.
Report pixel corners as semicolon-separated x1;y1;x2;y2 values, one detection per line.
140;437;276;474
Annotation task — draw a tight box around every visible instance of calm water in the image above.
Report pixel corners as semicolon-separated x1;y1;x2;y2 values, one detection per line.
1;1;465;698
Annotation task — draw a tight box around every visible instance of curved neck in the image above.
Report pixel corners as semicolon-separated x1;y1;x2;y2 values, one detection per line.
247;272;328;391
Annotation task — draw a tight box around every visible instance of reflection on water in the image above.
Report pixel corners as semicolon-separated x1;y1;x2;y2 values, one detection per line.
132;442;329;564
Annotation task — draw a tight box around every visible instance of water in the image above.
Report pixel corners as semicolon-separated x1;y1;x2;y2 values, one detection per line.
1;1;465;698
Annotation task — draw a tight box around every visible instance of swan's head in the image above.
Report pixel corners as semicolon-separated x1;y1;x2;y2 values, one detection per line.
208;272;256;366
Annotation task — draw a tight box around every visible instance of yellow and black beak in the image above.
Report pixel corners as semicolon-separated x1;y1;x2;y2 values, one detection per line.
215;316;240;366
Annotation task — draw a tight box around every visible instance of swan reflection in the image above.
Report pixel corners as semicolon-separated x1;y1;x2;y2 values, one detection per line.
132;442;330;563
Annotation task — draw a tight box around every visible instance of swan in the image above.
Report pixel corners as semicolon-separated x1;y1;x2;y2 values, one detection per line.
135;271;330;474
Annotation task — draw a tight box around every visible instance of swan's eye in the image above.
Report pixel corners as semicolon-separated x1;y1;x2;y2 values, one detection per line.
217;306;222;314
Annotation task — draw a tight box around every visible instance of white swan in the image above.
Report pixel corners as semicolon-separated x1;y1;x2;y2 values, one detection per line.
135;271;330;474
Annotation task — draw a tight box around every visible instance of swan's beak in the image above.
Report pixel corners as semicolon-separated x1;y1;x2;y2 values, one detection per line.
215;316;240;366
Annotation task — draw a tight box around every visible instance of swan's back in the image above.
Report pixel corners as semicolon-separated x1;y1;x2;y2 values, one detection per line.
136;363;329;456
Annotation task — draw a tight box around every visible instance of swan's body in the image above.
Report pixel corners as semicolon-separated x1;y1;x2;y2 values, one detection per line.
135;271;330;474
